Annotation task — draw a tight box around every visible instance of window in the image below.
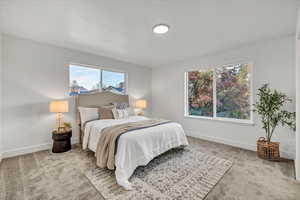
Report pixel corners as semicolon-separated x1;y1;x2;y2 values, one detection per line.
69;64;126;96
69;65;101;95
187;69;214;117
185;63;252;123
102;70;126;94
216;64;251;120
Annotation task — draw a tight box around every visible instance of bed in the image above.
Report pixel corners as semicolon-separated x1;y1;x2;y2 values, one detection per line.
76;92;188;190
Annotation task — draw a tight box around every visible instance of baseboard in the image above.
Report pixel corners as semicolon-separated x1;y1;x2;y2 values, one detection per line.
296;164;300;182
2;143;52;158
0;153;2;164
2;137;79;159
281;150;295;160
1;133;294;160
186;130;295;160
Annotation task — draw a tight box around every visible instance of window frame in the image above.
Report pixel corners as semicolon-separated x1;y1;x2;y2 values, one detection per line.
184;62;254;125
69;63;128;95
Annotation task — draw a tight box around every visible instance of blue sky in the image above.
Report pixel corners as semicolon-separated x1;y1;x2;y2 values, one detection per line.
102;70;125;88
69;65;125;90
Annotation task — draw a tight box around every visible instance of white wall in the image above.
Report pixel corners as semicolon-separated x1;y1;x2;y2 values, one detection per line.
0;33;3;162
295;9;300;181
1;33;296;161
2;34;152;157
152;35;296;159
296;39;300;181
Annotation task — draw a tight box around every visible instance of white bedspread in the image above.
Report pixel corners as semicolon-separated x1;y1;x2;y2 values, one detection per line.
82;116;188;189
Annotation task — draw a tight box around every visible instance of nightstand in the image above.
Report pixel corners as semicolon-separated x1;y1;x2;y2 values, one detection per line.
52;129;72;153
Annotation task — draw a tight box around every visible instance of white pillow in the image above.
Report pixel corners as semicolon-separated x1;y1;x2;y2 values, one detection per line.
127;107;136;116
78;107;99;125
112;108;130;119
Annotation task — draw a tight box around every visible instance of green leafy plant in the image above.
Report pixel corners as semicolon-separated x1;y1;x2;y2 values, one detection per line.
63;122;72;129
253;84;295;143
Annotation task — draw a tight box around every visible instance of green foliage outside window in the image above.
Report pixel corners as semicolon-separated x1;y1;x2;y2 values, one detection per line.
188;70;213;117
187;63;251;120
216;64;251;120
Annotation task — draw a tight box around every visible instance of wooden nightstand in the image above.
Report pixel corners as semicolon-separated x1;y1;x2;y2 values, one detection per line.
52;129;72;153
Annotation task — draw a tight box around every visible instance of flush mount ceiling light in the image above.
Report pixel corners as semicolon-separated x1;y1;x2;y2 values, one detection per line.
153;24;169;34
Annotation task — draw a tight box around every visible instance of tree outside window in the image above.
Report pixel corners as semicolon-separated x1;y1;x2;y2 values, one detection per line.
186;63;252;121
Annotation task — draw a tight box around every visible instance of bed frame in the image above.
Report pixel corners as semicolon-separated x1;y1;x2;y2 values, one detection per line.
75;91;129;144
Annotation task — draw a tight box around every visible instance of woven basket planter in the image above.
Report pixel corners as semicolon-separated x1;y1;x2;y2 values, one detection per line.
257;137;280;161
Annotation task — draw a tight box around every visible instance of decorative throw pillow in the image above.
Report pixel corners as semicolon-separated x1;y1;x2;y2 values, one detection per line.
111;108;119;119
78;107;99;125
112;108;129;119
98;105;115;119
112;102;129;109
119;109;129;118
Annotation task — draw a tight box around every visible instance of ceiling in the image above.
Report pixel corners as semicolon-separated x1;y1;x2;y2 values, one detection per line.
0;0;299;68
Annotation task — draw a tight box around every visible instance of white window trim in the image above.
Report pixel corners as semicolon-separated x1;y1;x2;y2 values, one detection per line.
184;62;254;125
69;63;128;94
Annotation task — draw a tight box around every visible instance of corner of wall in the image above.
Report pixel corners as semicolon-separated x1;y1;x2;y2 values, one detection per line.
0;32;3;164
295;7;300;182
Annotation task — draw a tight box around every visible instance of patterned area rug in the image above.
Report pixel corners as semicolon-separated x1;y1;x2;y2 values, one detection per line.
85;147;233;200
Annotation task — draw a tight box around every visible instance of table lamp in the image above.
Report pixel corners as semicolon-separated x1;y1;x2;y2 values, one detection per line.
135;99;147;116
50;100;69;131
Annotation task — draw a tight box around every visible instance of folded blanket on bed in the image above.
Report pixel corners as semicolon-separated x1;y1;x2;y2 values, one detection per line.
96;119;171;170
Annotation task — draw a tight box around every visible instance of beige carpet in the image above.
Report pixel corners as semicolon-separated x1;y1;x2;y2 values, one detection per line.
0;137;300;200
85;148;232;200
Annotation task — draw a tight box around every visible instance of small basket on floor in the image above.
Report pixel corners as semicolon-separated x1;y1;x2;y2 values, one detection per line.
257;137;280;161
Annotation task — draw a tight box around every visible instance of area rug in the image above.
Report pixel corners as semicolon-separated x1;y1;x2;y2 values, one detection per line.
85;147;233;200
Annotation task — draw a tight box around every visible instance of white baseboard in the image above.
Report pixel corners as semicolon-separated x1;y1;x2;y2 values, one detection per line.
186;131;295;160
2;143;52;158
2;138;79;159
1;132;294;160
296;162;300;182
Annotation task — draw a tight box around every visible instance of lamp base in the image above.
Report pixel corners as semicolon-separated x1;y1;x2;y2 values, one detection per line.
56;112;65;132
57;127;66;132
137;110;145;116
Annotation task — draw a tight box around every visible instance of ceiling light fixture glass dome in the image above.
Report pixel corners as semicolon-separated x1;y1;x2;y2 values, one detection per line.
153;24;169;34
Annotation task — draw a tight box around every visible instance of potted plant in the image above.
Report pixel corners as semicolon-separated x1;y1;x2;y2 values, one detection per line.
253;84;295;161
63;122;72;131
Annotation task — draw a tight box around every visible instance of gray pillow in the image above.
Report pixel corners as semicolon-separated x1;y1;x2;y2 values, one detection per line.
112;102;129;109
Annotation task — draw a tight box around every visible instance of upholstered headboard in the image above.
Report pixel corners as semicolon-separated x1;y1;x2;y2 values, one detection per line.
76;91;129;108
75;91;129;143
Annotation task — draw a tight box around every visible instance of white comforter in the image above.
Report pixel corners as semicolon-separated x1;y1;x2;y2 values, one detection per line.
82;116;188;189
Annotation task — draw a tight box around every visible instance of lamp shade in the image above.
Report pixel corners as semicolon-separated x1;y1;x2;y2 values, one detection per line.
135;100;147;109
49;101;69;113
